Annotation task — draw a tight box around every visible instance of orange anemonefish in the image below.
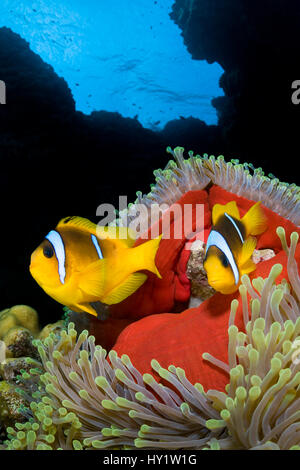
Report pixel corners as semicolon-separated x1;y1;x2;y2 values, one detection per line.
30;216;162;319
203;201;268;294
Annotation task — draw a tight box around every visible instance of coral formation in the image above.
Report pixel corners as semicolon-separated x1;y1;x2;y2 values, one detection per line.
0;381;28;429
0;306;40;360
0;305;65;444
0;305;64;361
1;227;300;450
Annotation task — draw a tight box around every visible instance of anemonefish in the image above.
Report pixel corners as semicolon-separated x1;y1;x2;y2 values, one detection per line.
30;216;162;318
203;200;268;294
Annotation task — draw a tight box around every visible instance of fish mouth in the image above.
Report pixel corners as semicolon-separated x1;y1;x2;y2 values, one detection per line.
29;261;44;288
29;266;39;285
29;262;34;277
29;258;37;274
207;276;238;294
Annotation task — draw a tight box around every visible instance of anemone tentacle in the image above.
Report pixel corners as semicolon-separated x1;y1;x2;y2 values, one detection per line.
3;227;300;450
204;229;300;449
115;147;300;232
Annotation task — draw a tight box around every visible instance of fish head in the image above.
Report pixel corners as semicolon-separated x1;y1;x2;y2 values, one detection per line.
203;246;238;294
30;238;62;290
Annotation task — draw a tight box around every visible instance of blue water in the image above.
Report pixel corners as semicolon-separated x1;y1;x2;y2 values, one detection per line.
0;0;224;130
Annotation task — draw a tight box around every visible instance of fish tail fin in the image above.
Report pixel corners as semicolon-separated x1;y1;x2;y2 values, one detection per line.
239;236;257;273
212;201;240;225
242;201;268;236
135;235;162;279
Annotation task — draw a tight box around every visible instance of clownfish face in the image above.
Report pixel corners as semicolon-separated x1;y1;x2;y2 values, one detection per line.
203;246;238;295
30;238;63;290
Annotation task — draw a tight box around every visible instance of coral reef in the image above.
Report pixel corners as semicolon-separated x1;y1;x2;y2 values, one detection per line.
1;227;300;450
0;381;28;429
0;305;65;444
1;0;300;451
0;306;39;359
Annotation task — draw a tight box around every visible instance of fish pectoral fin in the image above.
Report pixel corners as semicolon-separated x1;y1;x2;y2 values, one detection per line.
78;259;106;298
72;302;98;317
72;301;109;320
212;201;240;225
239;236;257;269
242;201;268;236
102;272;147;305
240;258;257;275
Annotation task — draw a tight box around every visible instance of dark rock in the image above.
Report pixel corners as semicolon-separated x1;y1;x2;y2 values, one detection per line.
170;0;300;185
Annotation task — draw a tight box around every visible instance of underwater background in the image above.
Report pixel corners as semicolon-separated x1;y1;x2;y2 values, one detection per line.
1;0;300;453
0;0;300;325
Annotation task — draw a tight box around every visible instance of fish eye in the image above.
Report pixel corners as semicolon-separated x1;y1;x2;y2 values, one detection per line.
43;242;54;258
220;253;229;268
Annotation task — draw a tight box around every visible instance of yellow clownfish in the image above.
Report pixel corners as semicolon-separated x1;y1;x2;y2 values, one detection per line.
30;216;162;318
203;201;267;294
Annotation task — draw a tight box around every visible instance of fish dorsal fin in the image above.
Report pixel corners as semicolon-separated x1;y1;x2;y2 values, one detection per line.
78;259;107;298
239;236;257;268
241;201;268;237
102;272;147;305
212;201;240;225
57;216;97;235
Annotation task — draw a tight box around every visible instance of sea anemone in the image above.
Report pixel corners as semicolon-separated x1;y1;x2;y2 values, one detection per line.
116;147;300;227
88;148;300;349
204;228;300;449
2;148;300;450
2;227;300;450
3;324;221;450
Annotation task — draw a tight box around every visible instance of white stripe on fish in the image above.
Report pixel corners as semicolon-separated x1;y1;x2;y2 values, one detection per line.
224;212;244;244
45;230;66;284
91;234;104;259
205;229;239;285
